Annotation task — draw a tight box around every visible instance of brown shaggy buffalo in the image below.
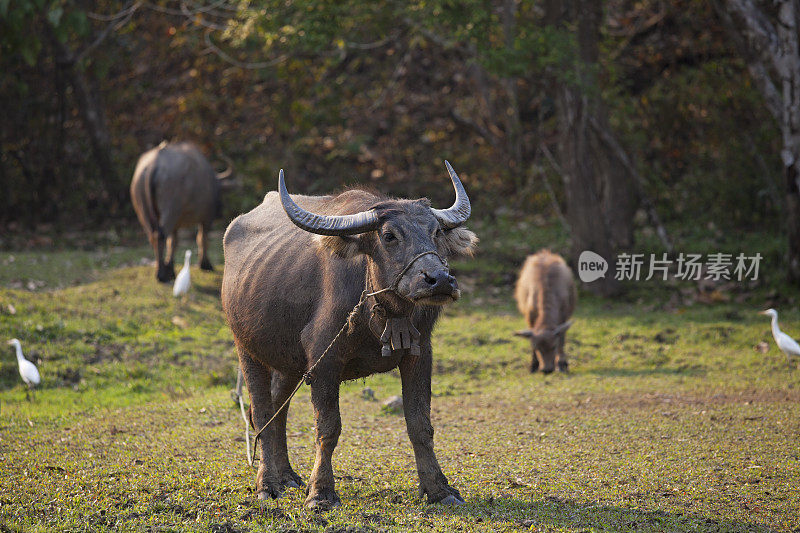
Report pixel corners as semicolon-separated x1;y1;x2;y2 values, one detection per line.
514;250;576;373
130;141;233;282
221;162;477;509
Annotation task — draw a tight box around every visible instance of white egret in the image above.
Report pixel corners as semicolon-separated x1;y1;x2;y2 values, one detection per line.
760;309;800;367
7;338;40;398
173;250;192;298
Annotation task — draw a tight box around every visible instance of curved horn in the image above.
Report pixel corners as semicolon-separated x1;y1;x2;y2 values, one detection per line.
215;152;234;180
278;169;381;236
431;160;471;229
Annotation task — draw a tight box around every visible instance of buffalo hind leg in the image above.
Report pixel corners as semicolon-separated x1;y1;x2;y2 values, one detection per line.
237;346;284;499
153;229;174;283
165;230;178;276
400;344;464;504
270;371;304;490
198;222;214;271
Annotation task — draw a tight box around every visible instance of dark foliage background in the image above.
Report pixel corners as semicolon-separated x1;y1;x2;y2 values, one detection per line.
0;0;783;245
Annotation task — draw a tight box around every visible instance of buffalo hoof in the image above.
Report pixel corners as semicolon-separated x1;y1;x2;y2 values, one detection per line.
439;494;466;505
305;489;340;511
200;258;214;271
257;488;283;501
256;481;284;501
282;476;304;490
280;468;304;489
258;489;289;501
421;483;464;505
157;264;175;283
558;361;569;372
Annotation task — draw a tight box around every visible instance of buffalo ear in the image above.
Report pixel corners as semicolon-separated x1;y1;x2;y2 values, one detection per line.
514;329;534;338
553;320;573;335
314;234;363;258
440;227;478;259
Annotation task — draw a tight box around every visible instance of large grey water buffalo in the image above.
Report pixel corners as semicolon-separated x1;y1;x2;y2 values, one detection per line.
514;250;576;373
221;162;477;509
130;141;233;282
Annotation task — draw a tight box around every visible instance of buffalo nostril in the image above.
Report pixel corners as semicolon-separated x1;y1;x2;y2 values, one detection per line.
420;269;457;292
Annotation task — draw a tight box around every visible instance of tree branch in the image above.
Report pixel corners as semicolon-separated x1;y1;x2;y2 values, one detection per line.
588;115;673;252
724;0;785;77
77;2;142;63
745;56;783;121
368;47;412;112
715;1;782;121
538;144;572;233
450;108;500;147
202;30;288;69
87;1;142;22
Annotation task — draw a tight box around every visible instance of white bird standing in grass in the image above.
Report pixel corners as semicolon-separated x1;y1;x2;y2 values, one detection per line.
173;250;192;298
7;338;40;398
760;309;800;368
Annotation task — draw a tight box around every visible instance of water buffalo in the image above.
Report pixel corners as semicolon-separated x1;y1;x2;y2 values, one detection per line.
514;250;576;373
130;141;233;282
221;162;477;509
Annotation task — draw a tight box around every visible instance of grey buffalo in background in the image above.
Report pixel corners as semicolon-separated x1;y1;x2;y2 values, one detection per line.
130;141;234;282
222;162;477;509
514;250;576;373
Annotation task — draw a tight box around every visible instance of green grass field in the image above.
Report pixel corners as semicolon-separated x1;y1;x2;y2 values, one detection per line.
1;226;799;532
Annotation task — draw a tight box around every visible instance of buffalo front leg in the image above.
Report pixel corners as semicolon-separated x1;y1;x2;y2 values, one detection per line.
197;222;214;271
557;334;569;372
530;350;540;373
270;371;304;490
305;361;343;509
399;345;464;505
237;346;284;499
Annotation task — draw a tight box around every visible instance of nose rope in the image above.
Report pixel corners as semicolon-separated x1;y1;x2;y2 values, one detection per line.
366;250;447;301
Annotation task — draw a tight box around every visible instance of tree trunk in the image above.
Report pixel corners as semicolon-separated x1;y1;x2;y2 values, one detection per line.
777;1;800;281
546;0;640;295
557;85;621;295
42;20;118;196
576;0;637;252
721;0;800;282
500;0;523;178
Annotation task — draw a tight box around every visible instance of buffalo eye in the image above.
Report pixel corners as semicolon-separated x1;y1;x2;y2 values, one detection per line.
382;231;397;243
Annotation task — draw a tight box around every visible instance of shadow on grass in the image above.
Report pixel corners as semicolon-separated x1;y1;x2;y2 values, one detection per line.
0;364;28;392
436;496;780;532
584;366;707;378
194;283;222;297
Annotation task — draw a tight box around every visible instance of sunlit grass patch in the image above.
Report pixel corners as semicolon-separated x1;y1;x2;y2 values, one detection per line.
0;244;799;531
